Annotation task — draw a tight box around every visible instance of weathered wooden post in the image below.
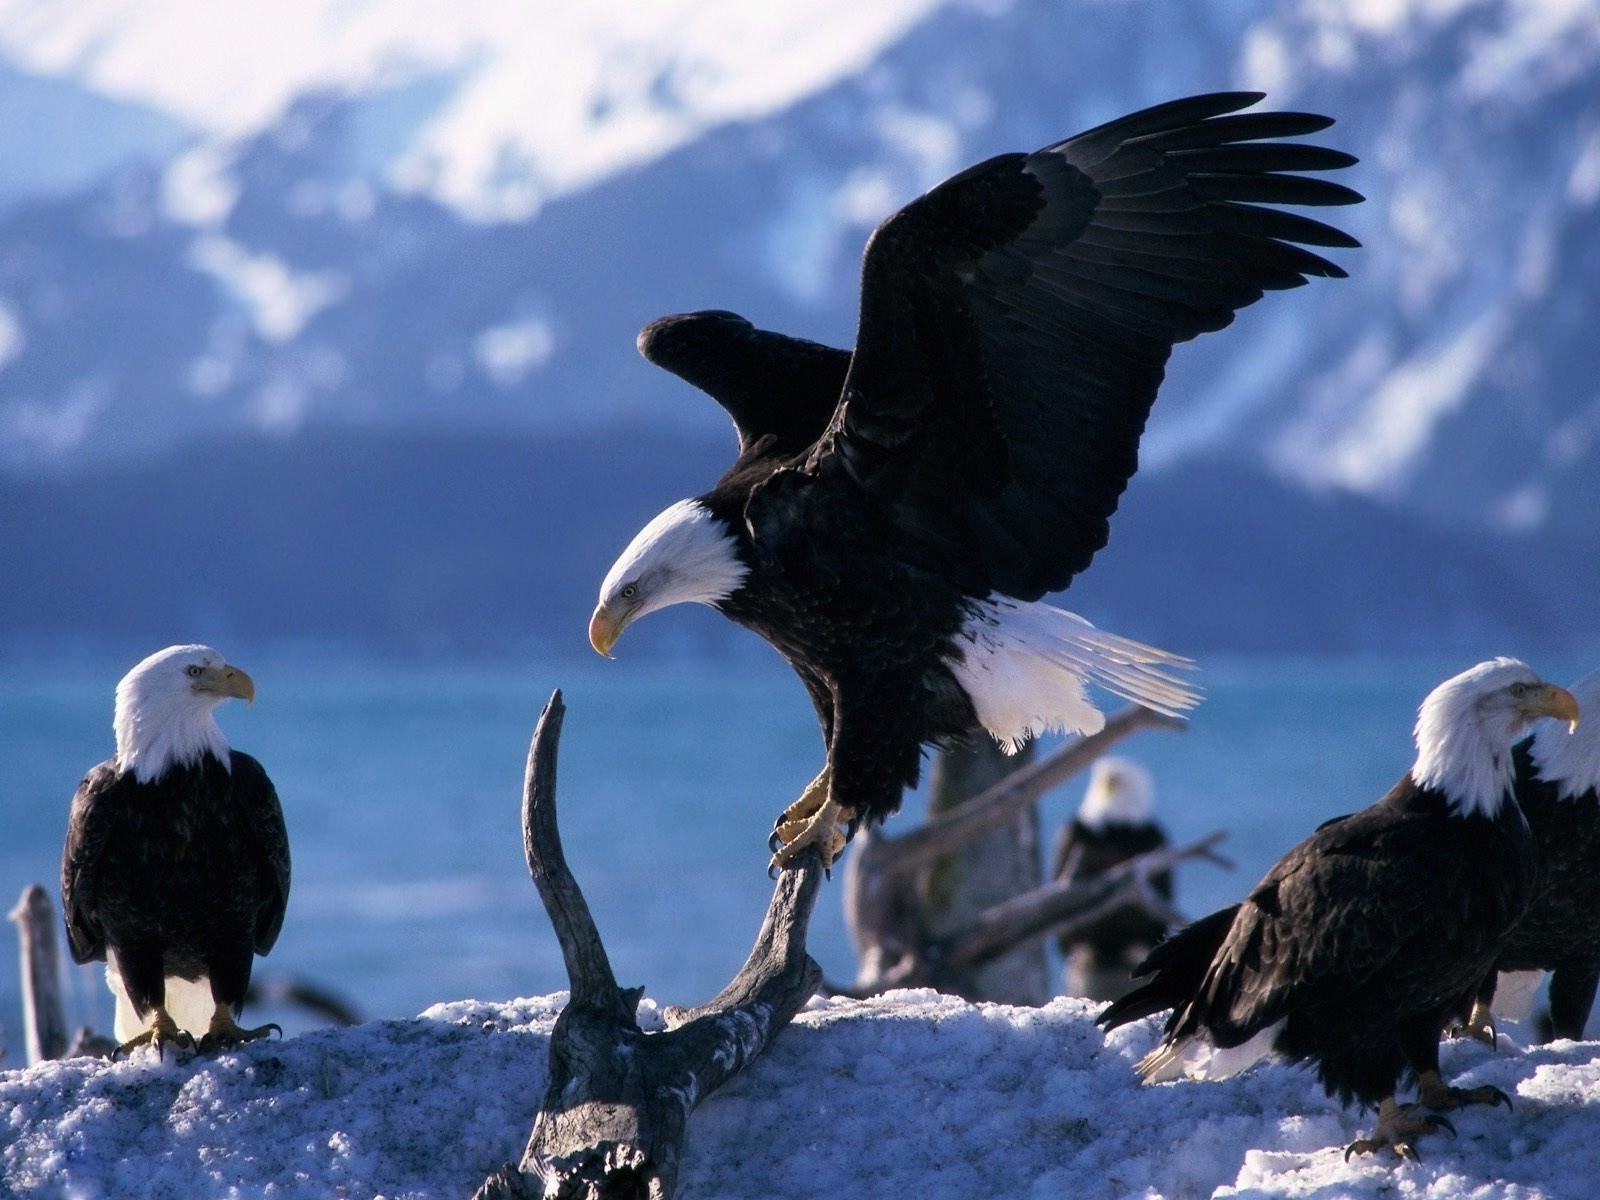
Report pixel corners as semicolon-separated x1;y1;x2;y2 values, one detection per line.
475;692;824;1200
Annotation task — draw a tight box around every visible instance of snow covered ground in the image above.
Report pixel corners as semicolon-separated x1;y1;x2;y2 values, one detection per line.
3;988;1597;1199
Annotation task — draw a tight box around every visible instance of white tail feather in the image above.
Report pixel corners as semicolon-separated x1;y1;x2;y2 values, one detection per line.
1137;1022;1281;1084
948;598;1201;753
107;965;216;1043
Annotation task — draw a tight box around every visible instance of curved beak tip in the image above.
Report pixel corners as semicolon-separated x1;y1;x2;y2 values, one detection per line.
588;609;619;660
221;665;256;705
1547;686;1580;733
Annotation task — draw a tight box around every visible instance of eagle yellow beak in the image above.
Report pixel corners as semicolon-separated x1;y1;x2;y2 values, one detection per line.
197;663;256;705
1528;684;1580;733
588;604;621;659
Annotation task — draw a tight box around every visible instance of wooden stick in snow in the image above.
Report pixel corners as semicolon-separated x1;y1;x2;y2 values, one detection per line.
9;884;70;1066
474;691;824;1200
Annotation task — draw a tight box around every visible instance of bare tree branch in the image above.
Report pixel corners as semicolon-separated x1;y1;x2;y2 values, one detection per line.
944;832;1230;971
519;693;629;1021
878;707;1187;877
475;692;824;1200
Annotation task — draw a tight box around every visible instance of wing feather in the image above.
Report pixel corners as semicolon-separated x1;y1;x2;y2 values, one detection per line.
811;91;1360;598
60;762;124;965
637;310;850;455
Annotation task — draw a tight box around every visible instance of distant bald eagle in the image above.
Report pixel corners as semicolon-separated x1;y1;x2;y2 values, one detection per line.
1099;659;1579;1159
1468;667;1600;1042
61;645;290;1056
1051;757;1172;1001
590;92;1360;871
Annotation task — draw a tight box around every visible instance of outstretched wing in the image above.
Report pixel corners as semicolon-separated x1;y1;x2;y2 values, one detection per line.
814;91;1361;599
638;310;851;456
60;762;125;964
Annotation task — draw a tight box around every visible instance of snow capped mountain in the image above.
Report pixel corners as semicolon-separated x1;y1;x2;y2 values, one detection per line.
0;0;942;221
0;0;1597;550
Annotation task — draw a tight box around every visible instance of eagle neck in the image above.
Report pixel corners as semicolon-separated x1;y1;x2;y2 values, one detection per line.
115;696;232;785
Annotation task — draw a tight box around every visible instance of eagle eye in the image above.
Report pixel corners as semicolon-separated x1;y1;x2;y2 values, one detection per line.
185;664;204;678
1510;682;1530;698
620;583;639;600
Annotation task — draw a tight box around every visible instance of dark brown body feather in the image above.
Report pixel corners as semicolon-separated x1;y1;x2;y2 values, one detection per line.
1100;775;1535;1108
61;750;290;1021
1478;740;1600;1039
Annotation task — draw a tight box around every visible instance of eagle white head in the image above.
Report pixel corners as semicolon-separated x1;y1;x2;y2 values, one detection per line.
1077;757;1156;830
114;644;256;784
1411;657;1580;817
589;499;748;656
1529;666;1600;802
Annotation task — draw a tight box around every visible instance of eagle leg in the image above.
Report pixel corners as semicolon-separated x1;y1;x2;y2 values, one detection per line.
1343;1096;1455;1162
1448;997;1500;1046
768;769;832;854
113;1006;195;1061
768;769;854;874
1415;1068;1513;1113
198;1002;282;1052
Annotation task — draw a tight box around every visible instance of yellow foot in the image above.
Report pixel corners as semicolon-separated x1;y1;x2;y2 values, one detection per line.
1344;1097;1455;1162
1416;1068;1513;1113
1448;998;1499;1046
113;1007;195;1061
198;1003;282;1052
767;770;855;874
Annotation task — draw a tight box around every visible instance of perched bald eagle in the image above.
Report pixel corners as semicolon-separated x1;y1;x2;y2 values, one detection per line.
1468;666;1600;1042
1098;659;1579;1159
590;92;1360;871
61;645;290;1056
1051;757;1173;1001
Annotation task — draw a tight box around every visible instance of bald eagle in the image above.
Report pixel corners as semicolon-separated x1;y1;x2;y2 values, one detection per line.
61;645;290;1056
1098;659;1580;1159
1051;757;1173;1001
590;92;1360;871
1468;666;1600;1042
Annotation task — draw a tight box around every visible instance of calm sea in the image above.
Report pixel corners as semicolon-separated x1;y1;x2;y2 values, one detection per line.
1;646;1588;1052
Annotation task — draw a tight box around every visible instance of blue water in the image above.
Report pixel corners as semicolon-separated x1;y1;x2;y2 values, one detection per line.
1;647;1588;1052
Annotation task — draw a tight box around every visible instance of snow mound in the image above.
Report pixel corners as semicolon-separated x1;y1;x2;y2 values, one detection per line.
3;989;1598;1198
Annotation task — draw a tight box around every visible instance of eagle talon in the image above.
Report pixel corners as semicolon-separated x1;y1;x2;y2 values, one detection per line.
1416;1070;1509;1115
1450;998;1499;1045
112;1007;195;1061
198;1004;281;1052
1344;1097;1454;1162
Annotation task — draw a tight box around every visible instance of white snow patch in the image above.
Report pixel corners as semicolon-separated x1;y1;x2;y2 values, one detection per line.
1489;482;1549;533
0;0;946;222
187;235;348;343
1294;310;1507;495
161;143;239;228
4;990;1599;1199
0;299;24;372
1568;130;1600;207
0;381;108;460
474;316;556;386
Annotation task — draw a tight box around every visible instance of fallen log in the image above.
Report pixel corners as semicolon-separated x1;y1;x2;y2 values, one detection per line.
475;692;824;1200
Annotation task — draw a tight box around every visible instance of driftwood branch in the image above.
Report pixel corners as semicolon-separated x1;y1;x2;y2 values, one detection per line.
475;691;824;1200
9;885;70;1065
943;831;1229;971
878;707;1187;878
837;707;1194;999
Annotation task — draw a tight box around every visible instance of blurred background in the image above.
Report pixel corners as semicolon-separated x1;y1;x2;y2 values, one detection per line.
2;0;1598;1048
